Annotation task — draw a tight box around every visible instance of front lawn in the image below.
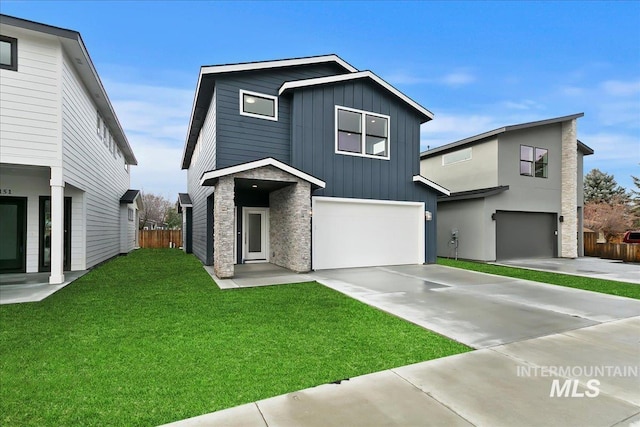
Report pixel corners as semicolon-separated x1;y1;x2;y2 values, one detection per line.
438;258;640;299
0;250;469;426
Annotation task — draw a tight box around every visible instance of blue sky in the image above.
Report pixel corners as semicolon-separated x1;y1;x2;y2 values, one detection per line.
3;1;639;198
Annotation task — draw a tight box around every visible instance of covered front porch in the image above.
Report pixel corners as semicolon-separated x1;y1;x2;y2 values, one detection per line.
204;263;314;289
199;158;325;279
0;164;73;285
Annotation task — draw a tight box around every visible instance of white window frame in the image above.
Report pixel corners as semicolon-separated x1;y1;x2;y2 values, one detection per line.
442;147;472;166
239;89;278;121
335;105;390;161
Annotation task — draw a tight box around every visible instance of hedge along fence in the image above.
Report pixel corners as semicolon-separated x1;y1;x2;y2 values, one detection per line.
583;231;640;262
139;230;182;249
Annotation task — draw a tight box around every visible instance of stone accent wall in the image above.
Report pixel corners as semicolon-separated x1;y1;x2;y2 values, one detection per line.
269;182;312;272
213;176;235;278
561;119;578;258
210;165;313;278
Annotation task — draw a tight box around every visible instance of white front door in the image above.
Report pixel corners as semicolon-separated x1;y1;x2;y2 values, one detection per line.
243;207;269;261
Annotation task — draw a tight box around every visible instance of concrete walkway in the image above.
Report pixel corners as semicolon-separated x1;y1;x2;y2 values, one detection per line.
162;264;640;426
0;270;87;304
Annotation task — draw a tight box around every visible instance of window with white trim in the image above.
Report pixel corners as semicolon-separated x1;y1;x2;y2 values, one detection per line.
335;106;389;159
0;35;18;71
240;89;278;121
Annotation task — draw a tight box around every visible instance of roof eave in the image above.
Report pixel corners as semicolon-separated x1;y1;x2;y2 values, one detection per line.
279;70;434;122
0;14;138;165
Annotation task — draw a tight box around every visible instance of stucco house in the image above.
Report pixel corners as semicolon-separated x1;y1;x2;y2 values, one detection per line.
0;14;140;284
179;54;449;278
420;113;594;262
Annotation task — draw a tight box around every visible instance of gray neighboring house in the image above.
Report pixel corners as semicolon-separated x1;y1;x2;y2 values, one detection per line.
420;113;594;262
179;54;449;279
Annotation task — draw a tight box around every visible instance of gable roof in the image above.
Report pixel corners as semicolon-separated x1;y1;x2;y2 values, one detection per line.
0;14;137;165
181;55;356;169
420;113;590;159
279;71;434;122
200;157;326;189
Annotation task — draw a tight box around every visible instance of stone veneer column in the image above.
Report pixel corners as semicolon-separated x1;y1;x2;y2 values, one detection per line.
213;176;235;278
269;181;311;273
561;119;578;258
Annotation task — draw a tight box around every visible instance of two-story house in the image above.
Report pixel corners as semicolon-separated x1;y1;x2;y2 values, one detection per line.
0;14;140;284
420;113;594;262
179;55;449;279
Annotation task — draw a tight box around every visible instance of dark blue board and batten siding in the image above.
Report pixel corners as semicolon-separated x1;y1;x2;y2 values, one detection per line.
214;64;350;169
287;80;439;263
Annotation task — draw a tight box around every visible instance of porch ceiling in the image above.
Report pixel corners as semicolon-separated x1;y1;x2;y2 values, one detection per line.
234;178;294;193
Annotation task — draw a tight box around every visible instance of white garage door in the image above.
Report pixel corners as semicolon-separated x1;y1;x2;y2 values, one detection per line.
312;197;425;270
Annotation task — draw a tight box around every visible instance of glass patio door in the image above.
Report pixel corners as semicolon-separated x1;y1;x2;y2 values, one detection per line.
0;197;27;273
39;196;72;272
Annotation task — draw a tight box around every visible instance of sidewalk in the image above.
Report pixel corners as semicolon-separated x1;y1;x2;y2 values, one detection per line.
161;317;640;427
161;262;640;427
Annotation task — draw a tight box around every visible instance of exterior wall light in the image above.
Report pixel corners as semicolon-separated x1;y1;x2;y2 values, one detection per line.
425;211;432;221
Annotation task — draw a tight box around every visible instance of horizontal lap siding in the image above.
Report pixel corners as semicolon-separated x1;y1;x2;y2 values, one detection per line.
188;87;217;263
0;28;60;166
61;54;129;269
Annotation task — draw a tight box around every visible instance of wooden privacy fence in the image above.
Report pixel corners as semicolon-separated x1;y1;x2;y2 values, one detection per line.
583;231;640;263
139;230;182;249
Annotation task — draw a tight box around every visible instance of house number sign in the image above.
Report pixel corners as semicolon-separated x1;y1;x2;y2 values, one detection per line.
1;189;13;195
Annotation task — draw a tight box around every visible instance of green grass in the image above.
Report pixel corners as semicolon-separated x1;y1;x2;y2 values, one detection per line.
0;250;470;426
438;258;640;299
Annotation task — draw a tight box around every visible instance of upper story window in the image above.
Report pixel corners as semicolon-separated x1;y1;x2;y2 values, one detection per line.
520;145;548;178
442;147;472;166
239;89;278;121
0;35;18;71
335;106;390;160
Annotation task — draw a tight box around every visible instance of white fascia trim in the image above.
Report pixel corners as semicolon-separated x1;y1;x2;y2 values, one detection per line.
412;175;451;196
312;196;424;208
279;71;434;120
201;55;358;75
200;157;326;188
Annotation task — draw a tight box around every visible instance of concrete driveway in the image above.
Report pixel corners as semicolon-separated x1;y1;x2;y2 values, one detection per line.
495;257;640;284
313;264;640;348
164;264;640;427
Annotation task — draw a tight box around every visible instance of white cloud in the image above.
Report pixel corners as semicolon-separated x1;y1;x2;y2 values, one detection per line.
601;80;640;97
103;79;193;198
560;86;585;96
385;69;476;88
501;99;545;110
440;71;475;87
582;132;640;192
420;113;502;150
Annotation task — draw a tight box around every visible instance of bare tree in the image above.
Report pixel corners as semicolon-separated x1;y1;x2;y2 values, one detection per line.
584;196;634;242
139;192;175;230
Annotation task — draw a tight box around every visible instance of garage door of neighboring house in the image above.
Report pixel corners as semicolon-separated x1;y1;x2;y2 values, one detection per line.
312;197;425;270
495;211;557;260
